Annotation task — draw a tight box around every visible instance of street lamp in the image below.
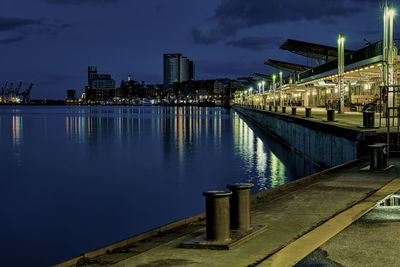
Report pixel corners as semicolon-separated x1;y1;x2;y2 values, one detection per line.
272;74;276;107
279;71;283;107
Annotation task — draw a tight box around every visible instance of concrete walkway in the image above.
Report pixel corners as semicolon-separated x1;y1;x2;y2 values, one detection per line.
106;159;400;267
254;106;389;132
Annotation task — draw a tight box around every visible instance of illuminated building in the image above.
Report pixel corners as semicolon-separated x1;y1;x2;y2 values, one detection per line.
163;54;194;85
85;66;116;104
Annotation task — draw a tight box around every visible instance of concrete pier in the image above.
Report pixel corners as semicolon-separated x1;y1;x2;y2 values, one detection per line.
55;158;400;267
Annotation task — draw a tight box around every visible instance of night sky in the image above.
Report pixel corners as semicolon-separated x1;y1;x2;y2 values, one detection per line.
0;0;397;99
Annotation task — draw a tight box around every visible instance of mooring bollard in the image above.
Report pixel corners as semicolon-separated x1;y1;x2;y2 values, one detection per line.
326;109;335;121
202;191;232;242
282;106;286;113
292;107;296;115
368;143;388;171
305;107;312;117
274;106;278;112
226;183;254;232
363;111;375;128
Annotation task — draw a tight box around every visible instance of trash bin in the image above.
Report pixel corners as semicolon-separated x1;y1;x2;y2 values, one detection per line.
368;143;388;170
305;107;312;117
363;111;375;128
326;109;335;121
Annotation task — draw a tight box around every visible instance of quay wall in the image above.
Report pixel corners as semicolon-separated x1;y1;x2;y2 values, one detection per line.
233;105;368;169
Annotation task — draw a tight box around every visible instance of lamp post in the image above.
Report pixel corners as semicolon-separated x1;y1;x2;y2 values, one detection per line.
383;4;395;118
279;71;283;107
272;74;276;107
338;34;345;114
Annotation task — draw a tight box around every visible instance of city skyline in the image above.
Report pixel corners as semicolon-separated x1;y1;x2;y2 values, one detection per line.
0;0;395;99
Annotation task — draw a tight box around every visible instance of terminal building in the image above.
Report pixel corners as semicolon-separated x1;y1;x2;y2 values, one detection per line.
235;7;399;116
235;38;395;112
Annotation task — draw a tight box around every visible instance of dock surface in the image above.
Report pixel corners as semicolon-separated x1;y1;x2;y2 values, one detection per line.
56;158;400;266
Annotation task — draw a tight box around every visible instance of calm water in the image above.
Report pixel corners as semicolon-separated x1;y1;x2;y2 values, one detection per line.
0;106;319;266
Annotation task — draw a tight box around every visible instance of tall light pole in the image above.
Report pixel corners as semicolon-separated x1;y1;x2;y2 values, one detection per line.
383;4;395;117
279;71;283;107
338;33;345;114
272;74;276;107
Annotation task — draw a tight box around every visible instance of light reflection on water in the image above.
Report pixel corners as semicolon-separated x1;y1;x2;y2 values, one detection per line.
0;106;320;267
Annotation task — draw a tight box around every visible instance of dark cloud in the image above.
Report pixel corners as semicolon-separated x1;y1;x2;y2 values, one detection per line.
0;17;41;32
0;35;25;45
0;17;75;46
45;0;118;5
225;36;282;50
193;0;375;44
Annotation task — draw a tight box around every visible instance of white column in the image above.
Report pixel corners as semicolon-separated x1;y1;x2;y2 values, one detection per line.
383;6;395;116
338;33;345;114
272;74;276;107
279;71;283;107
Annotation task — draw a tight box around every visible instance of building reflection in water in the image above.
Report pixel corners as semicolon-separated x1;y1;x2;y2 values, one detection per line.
12;115;23;146
11;113;23;166
63;106;318;191
232;112;320;191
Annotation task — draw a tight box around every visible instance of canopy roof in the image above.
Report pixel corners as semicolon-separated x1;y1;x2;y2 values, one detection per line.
264;59;311;73
280;39;353;61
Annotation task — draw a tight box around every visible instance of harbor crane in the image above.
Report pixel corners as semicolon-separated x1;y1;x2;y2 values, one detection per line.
0;81;34;104
1;81;8;102
18;83;33;104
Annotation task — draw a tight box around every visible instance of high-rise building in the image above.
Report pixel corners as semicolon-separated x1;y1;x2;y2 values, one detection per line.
86;66;116;103
163;54;194;85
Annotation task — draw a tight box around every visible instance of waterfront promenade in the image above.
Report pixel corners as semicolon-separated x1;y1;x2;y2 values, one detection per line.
249;106;387;131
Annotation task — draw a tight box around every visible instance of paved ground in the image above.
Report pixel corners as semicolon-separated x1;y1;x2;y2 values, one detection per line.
298;197;400;267
254;106;392;132
69;159;399;267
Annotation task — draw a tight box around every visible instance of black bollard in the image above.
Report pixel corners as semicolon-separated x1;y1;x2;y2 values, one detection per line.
363;111;375;128
326;109;336;122
305;107;312;117
202;191;232;242
226;183;254;232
